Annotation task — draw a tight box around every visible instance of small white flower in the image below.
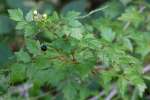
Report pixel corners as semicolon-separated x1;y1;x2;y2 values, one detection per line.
42;13;47;19
33;10;38;15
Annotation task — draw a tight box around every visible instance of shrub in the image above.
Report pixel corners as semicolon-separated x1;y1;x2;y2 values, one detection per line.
1;1;150;100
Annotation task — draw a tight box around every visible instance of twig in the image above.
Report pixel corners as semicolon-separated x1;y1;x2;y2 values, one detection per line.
143;64;150;74
10;83;33;100
89;85;117;100
77;5;108;19
89;91;105;100
105;86;117;100
123;21;130;31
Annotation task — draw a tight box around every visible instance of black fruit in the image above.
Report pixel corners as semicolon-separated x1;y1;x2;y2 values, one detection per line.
41;44;47;51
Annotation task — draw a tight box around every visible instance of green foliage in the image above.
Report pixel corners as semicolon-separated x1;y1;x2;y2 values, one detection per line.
8;9;24;21
15;49;31;63
10;63;26;83
0;0;150;100
100;27;116;42
118;6;144;27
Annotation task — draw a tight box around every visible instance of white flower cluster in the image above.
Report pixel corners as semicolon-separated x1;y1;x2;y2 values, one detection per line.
33;10;47;21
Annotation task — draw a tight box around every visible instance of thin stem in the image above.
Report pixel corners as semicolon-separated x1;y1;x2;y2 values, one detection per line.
89;91;105;100
105;86;117;100
143;64;150;74
77;5;109;19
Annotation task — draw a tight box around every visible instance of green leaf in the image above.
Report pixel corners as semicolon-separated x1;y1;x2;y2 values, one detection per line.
68;19;82;27
26;39;41;56
15;49;31;63
79;87;90;100
33;56;50;69
100;71;114;93
16;21;27;30
10;63;26;83
32;70;50;87
62;82;77;100
70;27;83;40
48;12;59;22
47;69;66;86
124;68;147;97
8;8;24;21
65;11;81;19
24;23;36;37
101;27;116;42
25;10;33;22
123;38;133;52
137;83;147;97
63;13;84;40
118;6;144;27
82;34;102;49
117;77;128;98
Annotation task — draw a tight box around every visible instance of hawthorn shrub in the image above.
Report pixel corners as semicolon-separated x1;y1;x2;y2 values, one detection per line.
1;1;150;100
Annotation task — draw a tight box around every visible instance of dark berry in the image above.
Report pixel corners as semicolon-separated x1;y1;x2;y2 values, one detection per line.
41;44;47;51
